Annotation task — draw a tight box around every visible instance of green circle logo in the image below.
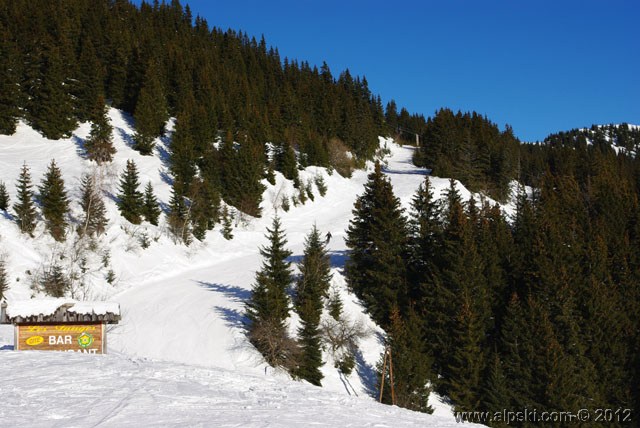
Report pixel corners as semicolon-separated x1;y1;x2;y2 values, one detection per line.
77;332;94;349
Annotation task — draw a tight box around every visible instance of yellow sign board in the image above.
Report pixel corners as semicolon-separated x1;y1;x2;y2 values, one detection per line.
16;323;104;354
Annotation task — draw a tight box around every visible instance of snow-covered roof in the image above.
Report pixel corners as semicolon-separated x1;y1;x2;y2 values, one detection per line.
0;299;120;324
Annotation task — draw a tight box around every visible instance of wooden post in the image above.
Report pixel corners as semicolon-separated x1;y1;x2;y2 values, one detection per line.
388;348;396;406
379;347;388;402
102;322;107;354
0;301;7;323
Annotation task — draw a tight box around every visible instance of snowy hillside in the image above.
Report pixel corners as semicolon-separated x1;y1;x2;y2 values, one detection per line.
0;111;496;426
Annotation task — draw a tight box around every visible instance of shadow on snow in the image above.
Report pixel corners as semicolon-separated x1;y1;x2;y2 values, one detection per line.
197;281;250;330
286;250;349;270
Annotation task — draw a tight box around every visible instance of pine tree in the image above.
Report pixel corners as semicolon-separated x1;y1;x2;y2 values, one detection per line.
407;176;442;316
510;184;537;298
498;293;538;410
581;231;633;409
315;174;327;196
28;46;77;140
378;307;434;413
167;183;191;245
142;182;161;226
327;287;344;321
42;264;67;298
39;160;70;241
305;179;315;201
234;138;267;216
446;288;486;412
477;202;512;333
246;216;295;368
432;180;470;356
480;352;510;427
132;61;168;155
219;134;266;217
0;37;20;135
116;160;144;224
85;96;116;164
79;174;108;237
13;163;37;235
437;181;490;404
295;225;332;385
221;205;234;240
297;183;307;205
345;161;409;327
74;37;104;123
275;142;299;182
522;173;602;412
190;179;220;241
0;257;8;301
0;181;9;211
169;102;197;191
265;163;276;185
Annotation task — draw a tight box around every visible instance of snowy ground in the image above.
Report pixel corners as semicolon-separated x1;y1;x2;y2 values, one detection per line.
0;350;475;427
0;112;490;426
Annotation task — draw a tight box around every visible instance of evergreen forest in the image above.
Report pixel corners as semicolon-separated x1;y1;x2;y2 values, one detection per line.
346;124;640;421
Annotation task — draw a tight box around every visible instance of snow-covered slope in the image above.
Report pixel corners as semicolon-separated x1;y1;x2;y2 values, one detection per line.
0;351;474;427
0;112;496;426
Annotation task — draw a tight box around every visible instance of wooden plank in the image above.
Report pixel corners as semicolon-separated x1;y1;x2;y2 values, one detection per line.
17;323;104;354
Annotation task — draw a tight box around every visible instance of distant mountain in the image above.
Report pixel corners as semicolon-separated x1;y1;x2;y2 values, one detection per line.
544;123;640;155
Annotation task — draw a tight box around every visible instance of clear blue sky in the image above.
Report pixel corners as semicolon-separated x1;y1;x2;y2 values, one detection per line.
150;0;639;142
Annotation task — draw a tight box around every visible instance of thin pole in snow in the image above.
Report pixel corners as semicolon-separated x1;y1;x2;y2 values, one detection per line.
379;347;389;403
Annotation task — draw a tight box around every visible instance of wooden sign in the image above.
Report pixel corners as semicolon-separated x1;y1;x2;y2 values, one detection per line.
16;323;105;354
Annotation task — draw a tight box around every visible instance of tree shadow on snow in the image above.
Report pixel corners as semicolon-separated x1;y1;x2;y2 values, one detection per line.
158;200;170;215
155;135;174;187
286;250;349;270
104;191;119;205
159;169;174;186
197;281;251;330
355;346;380;398
197;281;251;302
1;210;13;221
72;135;88;160
156;134;172;169
214;305;248;330
117;127;136;150
381;166;429;176
328;250;349;269
286;254;303;265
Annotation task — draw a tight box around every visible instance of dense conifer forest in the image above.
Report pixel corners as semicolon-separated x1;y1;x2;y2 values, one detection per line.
346;125;640;419
1;0;639;423
0;0;386;217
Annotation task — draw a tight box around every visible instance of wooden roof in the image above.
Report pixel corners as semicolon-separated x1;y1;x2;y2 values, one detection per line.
0;302;120;324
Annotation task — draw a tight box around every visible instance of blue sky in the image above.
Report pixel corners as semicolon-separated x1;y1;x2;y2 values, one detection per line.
154;0;638;141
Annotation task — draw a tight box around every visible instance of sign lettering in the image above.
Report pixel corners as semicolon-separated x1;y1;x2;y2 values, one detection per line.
17;323;104;354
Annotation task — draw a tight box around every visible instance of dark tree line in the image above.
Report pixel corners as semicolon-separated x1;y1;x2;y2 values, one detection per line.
412;108;520;202
0;0;388;218
346;128;640;421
